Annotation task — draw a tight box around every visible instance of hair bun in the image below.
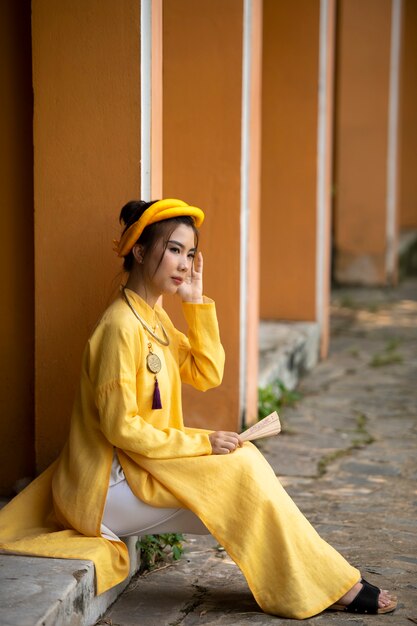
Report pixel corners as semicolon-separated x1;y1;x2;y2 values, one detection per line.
119;200;157;230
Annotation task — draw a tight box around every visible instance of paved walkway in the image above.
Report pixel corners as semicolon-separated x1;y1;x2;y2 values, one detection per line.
100;279;417;626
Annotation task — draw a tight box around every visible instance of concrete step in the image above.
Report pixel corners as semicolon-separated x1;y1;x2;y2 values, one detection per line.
399;228;417;277
0;537;140;626
259;320;320;390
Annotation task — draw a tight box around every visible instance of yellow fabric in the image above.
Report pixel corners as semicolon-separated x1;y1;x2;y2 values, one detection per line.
0;292;359;619
114;198;205;257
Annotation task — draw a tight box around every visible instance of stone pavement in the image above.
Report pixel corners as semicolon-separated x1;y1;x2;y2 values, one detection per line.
100;278;417;626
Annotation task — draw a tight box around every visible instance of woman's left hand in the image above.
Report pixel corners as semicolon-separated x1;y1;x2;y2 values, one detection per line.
177;251;203;303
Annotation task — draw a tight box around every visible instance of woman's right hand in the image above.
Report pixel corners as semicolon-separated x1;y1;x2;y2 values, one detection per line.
209;431;243;455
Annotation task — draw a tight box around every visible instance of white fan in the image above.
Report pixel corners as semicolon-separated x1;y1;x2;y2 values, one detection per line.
240;411;281;442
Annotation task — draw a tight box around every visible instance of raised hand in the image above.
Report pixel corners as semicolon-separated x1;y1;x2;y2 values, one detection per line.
177;251;203;303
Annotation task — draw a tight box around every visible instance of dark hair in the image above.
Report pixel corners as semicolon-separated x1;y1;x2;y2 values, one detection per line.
119;200;199;272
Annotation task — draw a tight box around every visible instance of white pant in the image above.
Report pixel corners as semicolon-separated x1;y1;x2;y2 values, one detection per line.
101;478;210;539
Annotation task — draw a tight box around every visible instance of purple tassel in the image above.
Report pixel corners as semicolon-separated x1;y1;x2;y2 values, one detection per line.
152;376;162;409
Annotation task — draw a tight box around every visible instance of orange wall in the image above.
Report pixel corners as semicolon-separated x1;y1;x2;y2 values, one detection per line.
398;0;417;229
260;0;320;321
32;0;141;470
163;0;245;431
334;0;392;284
0;0;35;494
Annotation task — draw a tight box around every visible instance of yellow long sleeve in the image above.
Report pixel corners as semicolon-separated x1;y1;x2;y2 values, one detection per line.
178;299;225;390
89;325;210;459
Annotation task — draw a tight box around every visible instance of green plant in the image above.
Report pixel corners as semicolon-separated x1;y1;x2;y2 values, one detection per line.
137;533;185;573
317;449;351;477
369;339;403;367
317;413;375;476
338;295;356;309
351;413;375;446
370;352;403;367
258;380;301;421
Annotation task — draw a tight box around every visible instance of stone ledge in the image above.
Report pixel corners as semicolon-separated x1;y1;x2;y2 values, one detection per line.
259;320;320;390
0;536;140;626
399;228;417;277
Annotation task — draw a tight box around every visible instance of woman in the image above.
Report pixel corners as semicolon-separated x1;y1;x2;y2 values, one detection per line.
0;198;396;618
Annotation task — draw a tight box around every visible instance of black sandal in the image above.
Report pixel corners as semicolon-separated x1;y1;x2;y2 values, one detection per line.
330;579;397;614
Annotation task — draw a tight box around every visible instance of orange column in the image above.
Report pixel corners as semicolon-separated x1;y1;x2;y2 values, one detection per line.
0;0;35;493
398;0;417;230
163;0;262;431
260;0;335;355
32;0;141;470
334;0;401;285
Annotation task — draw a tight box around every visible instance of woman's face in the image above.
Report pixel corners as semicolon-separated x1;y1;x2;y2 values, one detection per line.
142;223;197;298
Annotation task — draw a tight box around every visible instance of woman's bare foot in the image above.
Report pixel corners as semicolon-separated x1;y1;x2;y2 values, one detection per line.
337;580;396;610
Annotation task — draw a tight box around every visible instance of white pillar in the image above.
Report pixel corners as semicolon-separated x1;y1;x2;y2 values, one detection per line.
141;0;162;200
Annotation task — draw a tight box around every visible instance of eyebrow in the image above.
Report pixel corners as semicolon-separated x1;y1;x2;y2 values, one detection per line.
168;239;196;252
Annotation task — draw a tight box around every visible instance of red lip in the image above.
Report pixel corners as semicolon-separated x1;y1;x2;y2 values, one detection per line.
172;277;183;285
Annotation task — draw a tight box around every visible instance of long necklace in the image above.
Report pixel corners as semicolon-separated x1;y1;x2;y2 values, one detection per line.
121;286;169;346
121;286;169;409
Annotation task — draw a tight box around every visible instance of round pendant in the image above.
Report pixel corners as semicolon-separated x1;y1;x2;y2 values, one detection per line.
146;352;161;374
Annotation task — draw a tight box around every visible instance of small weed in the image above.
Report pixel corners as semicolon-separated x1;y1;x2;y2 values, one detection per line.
339;295;356;309
258;380;301;421
137;533;185;573
317;449;351;476
353;413;375;445
370;352;403;367
349;347;360;358
355;413;367;431
385;338;401;351
369;338;403;367
317;413;374;476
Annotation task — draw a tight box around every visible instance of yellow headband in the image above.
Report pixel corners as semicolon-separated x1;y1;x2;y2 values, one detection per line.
113;198;205;257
